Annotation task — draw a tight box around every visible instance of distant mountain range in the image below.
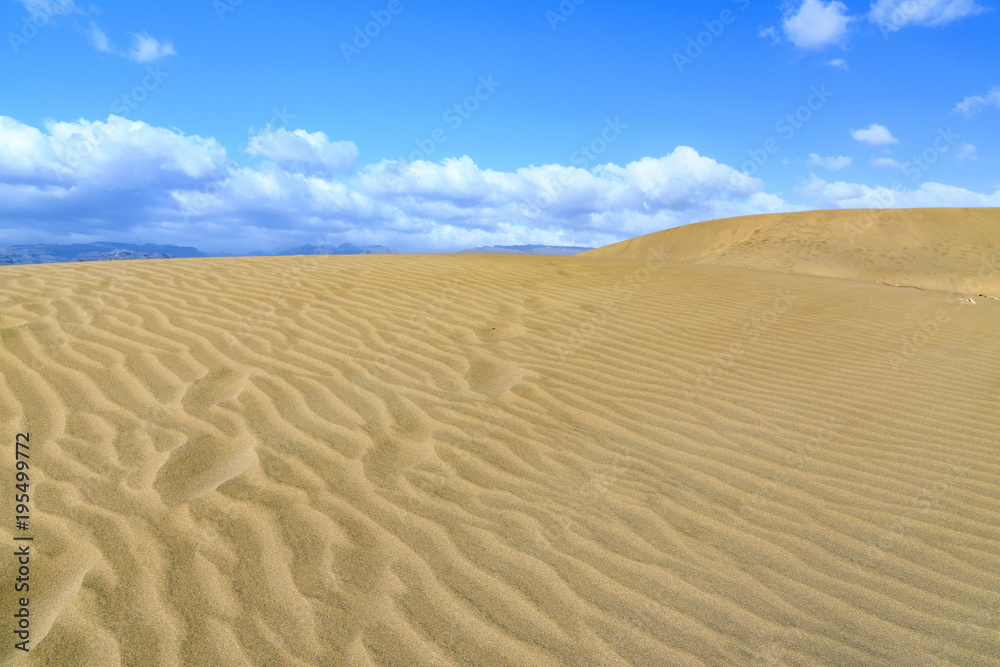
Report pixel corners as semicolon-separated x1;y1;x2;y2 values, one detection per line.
0;242;210;265
459;244;593;255
277;243;396;256
0;241;592;265
0;242;397;265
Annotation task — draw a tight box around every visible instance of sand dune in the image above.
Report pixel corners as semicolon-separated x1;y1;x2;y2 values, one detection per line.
585;207;1000;295
2;209;999;665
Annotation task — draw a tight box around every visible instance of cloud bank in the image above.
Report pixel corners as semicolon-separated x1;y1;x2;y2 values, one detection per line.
1;115;998;253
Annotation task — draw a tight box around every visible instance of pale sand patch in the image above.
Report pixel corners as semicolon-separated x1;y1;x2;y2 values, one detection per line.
1;208;998;665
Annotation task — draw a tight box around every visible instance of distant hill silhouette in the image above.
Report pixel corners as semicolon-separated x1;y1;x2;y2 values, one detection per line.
277;243;397;256
0;242;208;265
460;244;593;255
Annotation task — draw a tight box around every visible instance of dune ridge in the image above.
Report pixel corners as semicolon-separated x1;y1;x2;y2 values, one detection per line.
1;209;999;665
584;207;1000;295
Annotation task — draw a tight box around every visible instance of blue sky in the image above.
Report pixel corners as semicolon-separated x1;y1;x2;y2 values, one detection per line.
1;0;998;253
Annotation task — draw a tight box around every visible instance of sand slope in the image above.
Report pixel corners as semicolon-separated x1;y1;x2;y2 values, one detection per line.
2;211;999;665
584;207;1000;295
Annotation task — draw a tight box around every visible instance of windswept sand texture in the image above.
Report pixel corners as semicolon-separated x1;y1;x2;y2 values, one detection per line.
585;207;1000;295
2;208;999;665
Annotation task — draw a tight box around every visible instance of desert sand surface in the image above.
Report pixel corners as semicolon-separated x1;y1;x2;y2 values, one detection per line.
1;208;999;666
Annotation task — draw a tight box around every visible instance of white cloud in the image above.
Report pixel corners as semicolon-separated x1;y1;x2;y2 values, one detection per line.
782;0;854;49
128;32;176;63
759;26;781;44
0;115;790;252
808;153;852;170
14;0;78;17
826;58;848;69
954;143;977;161
953;87;1000;117
802;174;1000;209
871;157;905;168
87;21;114;54
870;0;988;32
2;115;998;254
245;128;359;174
851;123;899;146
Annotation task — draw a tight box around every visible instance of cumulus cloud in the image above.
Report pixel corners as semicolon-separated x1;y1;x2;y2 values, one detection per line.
851;123;898;146
807;153;852;170
870;0;988;32
128;32;176;63
953;87;1000;117
782;0;854;49
0;115;791;252
245;128;359;174
826;58;848;69
2;115;997;254
802;174;1000;209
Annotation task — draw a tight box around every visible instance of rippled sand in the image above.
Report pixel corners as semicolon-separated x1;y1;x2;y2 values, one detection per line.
1;208;998;665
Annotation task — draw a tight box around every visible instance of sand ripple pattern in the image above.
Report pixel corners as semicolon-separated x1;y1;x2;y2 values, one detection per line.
1;252;999;666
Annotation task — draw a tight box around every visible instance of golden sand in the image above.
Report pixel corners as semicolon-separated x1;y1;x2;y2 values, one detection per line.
2;208;998;665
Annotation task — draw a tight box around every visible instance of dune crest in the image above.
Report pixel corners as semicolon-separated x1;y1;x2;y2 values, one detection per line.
584;207;1000;294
